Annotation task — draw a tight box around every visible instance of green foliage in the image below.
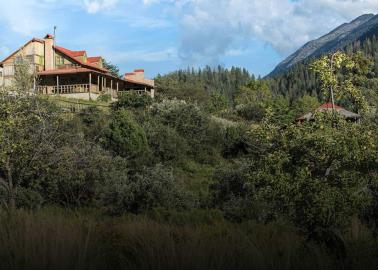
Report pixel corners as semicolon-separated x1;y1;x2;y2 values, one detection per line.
143;120;189;164
11;57;36;91
112;92;153;110
234;79;272;105
208;91;229;113
0;91;61;208
156;66;252;105
151;99;223;162
291;95;320;118
40;141;128;207
99;164;194;215
76;105;110;143
4;47;378;268
234;80;295;124
2;208;378;270
212;118;378;243
97;94;112;102
269;36;378;110
310;51;368;112
105;109;149;159
103;59;121;78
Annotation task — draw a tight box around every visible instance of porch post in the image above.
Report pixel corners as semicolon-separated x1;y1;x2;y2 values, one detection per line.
56;75;59;94
89;73;92;100
104;77;107;93
97;75;100;92
110;79;113;95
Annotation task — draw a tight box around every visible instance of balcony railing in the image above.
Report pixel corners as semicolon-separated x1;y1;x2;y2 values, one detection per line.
36;84;90;95
53;84;89;94
35;85;154;99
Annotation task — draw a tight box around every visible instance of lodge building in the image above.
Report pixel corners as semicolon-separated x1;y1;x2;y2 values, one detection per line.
0;34;155;99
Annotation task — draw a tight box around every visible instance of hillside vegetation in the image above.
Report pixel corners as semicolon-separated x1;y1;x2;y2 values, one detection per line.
268;35;378;99
1;53;378;269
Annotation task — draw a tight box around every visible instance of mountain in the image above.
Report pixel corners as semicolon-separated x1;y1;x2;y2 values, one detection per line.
269;14;378;77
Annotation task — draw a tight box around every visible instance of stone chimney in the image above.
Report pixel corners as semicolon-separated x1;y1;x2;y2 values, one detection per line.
44;34;54;71
133;69;145;79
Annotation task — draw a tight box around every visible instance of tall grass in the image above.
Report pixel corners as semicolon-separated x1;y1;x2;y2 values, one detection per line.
0;208;377;270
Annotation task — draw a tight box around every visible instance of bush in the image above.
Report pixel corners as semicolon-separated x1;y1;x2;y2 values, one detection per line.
112;92;152;110
151;99;222;162
236;103;266;121
97;94;112;102
39;141;129;208
105;109;149;159
212;119;378;244
99;164;195;215
144;120;189;164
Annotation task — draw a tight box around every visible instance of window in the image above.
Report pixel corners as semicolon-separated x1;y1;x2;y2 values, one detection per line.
14;55;34;64
3;66;14;76
26;55;34;64
37;55;44;65
55;55;64;66
14;56;23;64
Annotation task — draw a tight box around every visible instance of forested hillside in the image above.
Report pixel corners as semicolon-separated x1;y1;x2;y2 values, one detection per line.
268;35;378;99
155;66;253;103
1;52;378;269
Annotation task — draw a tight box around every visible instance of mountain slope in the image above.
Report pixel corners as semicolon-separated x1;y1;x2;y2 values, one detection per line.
269;14;376;77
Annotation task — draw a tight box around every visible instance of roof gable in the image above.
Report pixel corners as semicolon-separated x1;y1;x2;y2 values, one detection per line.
54;46;108;73
297;103;361;121
87;56;102;63
0;38;44;65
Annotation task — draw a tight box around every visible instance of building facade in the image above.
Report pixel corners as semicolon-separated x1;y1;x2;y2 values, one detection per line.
0;34;155;99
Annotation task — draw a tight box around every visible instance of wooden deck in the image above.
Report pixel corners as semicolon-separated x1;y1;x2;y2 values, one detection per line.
36;84;152;99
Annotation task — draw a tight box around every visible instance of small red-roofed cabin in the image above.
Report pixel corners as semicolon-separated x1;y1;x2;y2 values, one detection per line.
124;69;155;98
0;34;155;100
297;103;361;123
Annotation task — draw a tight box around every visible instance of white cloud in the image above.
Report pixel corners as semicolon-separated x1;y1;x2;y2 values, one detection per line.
0;0;49;36
156;0;378;65
83;0;119;14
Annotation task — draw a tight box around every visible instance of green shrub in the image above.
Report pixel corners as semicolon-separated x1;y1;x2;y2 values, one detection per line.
97;94;112;102
144;120;189;164
212;119;378;244
40;141;129;208
99;164;195;215
151;99;222;162
105;109;149;159
112;92;152;110
236;103;266;121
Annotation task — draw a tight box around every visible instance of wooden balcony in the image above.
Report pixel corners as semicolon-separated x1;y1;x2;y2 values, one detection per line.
35;84;154;100
37;84;90;95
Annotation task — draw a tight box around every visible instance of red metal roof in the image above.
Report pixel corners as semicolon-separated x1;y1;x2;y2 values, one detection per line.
124;77;154;88
318;103;343;109
38;67;94;75
55;46;86;58
38;68;153;89
297;103;360;121
54;46;108;73
87;56;102;63
134;69;144;72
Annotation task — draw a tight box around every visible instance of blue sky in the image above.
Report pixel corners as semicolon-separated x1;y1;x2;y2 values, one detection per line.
0;0;378;78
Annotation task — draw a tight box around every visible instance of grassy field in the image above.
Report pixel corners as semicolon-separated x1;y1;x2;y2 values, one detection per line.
0;208;378;270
